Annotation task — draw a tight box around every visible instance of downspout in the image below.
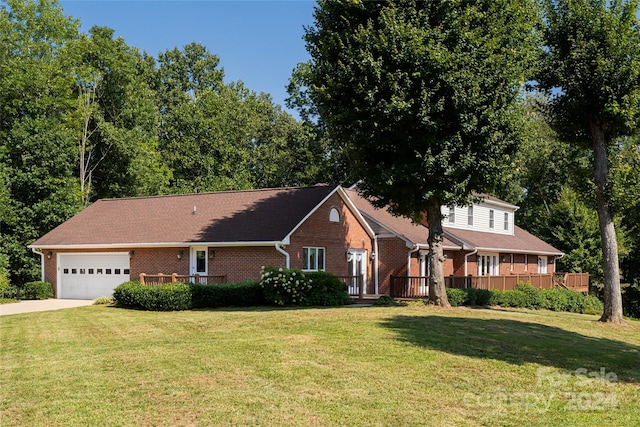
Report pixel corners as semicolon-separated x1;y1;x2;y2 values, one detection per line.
31;247;45;282
275;243;290;269
464;249;478;277
373;235;379;294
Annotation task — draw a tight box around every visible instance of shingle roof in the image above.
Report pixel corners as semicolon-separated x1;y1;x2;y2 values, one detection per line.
345;189;459;249
444;226;563;255
30;185;338;247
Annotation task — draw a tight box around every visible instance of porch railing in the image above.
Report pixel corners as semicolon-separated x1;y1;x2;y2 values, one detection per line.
139;273;226;285
389;273;587;298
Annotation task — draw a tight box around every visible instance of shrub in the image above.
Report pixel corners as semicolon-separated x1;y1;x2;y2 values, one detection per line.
20;281;54;300
93;296;114;305
190;281;265;308
303;271;349;306
514;283;545;309
113;281;192;311
0;270;16;299
446;288;467;307
260;267;311;306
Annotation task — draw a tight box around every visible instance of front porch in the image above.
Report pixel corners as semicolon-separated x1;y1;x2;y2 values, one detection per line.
389;272;590;298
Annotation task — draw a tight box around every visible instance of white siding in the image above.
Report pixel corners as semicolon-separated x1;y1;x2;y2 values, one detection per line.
442;202;515;235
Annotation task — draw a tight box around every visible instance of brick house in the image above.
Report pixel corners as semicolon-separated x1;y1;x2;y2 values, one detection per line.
29;184;563;300
29;185;375;299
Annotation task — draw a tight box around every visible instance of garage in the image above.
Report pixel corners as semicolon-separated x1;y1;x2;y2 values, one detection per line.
58;253;130;299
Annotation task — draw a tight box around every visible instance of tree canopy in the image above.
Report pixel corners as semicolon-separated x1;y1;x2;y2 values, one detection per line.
299;0;540;305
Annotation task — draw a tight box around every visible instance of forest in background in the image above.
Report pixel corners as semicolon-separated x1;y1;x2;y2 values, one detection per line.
1;0;639;316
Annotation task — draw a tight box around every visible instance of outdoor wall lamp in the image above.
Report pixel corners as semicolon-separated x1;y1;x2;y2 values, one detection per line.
129;250;135;258
209;249;215;259
370;252;376;260
46;251;52;259
177;250;184;260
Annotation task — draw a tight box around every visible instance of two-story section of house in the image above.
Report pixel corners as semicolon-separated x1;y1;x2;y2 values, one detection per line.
348;188;563;294
440;194;562;279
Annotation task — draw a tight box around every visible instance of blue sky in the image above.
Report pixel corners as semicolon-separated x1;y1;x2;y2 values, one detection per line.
59;0;317;114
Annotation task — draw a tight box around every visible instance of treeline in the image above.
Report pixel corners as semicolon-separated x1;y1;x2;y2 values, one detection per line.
0;0;347;285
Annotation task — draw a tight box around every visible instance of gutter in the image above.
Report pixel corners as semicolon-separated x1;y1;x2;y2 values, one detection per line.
373;235;379;294
275;243;290;269
464;249;478;277
30;247;45;282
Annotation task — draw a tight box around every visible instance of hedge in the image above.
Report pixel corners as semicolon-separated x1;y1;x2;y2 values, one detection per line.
20;281;54;300
259;267;348;306
113;280;266;311
445;283;603;314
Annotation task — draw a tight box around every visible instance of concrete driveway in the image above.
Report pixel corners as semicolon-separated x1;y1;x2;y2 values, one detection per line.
0;299;94;316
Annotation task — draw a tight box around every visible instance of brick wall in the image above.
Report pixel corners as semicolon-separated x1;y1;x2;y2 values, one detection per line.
288;192;374;291
209;247;284;283
375;238;409;294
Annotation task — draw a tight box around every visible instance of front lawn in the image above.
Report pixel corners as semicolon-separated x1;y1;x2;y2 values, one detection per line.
1;305;638;426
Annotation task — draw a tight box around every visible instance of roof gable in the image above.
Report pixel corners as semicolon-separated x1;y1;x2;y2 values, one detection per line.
30;186;339;248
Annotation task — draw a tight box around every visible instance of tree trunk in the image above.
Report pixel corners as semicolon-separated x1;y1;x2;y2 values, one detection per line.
591;118;624;324
427;200;451;308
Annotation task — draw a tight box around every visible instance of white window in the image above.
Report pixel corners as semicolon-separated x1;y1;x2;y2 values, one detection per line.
478;253;499;276
489;210;494;229
448;207;455;223
538;256;548;274
329;208;340;222
504;213;509;230
510;254;514;272
303;247;325;271
468;206;473;226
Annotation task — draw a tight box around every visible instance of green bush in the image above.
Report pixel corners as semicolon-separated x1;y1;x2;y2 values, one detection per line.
20;281;54;300
93;296;114;305
446;288;467;307
0;270;16;299
303;271;349;306
113;281;192;311
514;283;545;309
260;266;311;305
190;281;265;308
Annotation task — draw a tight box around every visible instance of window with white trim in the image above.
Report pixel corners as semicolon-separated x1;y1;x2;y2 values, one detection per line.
468;206;473;226
329;208;340;222
448;207;455;223
302;247;325;271
538;256;548;274
489;209;494;229
504;212;509;230
478;253;499;276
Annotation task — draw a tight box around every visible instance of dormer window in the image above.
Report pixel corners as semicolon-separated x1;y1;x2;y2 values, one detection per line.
448;207;455;223
504;212;509;230
489;209;494;229
467;206;473;226
329;208;340;222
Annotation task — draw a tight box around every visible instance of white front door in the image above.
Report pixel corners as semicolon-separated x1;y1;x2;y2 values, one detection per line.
190;247;208;282
347;249;367;294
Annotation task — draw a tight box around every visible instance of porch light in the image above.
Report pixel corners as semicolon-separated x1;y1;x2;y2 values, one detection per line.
370;252;376;260
177;250;184;259
209;249;215;259
46;251;52;259
129;250;135;258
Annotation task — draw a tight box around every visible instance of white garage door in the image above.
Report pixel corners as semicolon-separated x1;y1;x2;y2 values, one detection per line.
59;253;130;299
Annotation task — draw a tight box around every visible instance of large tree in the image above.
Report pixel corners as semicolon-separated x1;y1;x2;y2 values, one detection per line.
300;0;540;305
538;0;640;323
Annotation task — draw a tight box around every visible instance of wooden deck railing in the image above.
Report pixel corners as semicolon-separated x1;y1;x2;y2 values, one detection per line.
139;273;226;285
389;273;588;298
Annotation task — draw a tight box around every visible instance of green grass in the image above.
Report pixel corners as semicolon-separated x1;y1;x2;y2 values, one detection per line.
1;305;638;426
